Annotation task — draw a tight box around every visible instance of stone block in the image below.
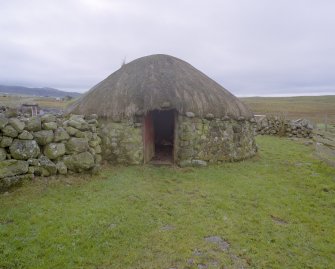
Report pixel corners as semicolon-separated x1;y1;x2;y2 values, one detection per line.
18;130;34;140
9;118;25;132
9;139;40;160
42;122;58;130
41;114;56;123
0;160;29;179
2;125;18;137
44;143;66;159
0;136;13;148
33;130;54;145
26;116;41;131
63;152;95;172
54;127;70;142
0;116;8;129
65;137;89;154
0;148;6;161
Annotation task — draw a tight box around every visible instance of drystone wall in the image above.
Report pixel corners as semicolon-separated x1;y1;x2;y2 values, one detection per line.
176;113;257;167
99;119;143;164
0;113;102;191
255;116;314;138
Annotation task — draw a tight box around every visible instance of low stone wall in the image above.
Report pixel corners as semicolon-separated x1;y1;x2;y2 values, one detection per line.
176;114;257;166
0;113;102;191
99;119;143;164
255;116;314;138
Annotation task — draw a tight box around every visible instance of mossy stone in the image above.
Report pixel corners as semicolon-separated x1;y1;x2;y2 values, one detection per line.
0;160;29;179
9;139;40;160
44;143;66;160
2;125;18;137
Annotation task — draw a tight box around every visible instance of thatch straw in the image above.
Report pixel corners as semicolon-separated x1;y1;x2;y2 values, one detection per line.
69;54;253;119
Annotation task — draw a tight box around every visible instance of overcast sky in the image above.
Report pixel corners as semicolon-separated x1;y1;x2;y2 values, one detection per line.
0;0;334;96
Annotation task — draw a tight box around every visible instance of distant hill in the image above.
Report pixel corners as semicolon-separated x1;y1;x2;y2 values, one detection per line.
0;85;82;98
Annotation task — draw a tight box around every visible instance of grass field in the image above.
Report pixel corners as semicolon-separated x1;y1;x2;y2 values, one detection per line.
241;95;335;124
0;95;74;110
1;136;334;269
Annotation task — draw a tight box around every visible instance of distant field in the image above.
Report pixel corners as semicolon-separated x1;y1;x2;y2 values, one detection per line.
0;95;76;111
241;95;335;124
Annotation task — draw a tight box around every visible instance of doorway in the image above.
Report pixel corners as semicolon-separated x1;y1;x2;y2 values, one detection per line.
143;109;175;164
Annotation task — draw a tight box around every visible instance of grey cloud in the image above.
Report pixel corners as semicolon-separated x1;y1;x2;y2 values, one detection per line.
0;0;334;96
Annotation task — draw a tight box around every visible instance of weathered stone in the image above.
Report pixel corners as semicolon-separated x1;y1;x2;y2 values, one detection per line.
94;145;101;154
56;161;67;175
33;130;54;145
41;113;56;123
179;160;192;167
90;125;97;132
179;148;194;159
38;155;57;176
88;147;95;155
65;137;89;154
0;136;13;148
0;148;7;161
18;130;34;140
0;115;8;129
54;127;70;142
95;154;102;163
9;118;25;132
65;126;78;136
68;117;89;131
9;139;40;160
2;125;18;137
63;152;95;172
232;124;242;133
27;158;39;166
74;130;85;138
42;122;57;130
191;159;207;167
89;139;101;147
76;130;92;140
44;143;66;160
255;116;313;139
90;164;101;175
0;160;29;179
26;116;41;131
28;166;35;174
185;112;195;118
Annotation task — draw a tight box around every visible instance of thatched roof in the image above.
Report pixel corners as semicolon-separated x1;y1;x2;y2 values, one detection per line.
69;54;253;119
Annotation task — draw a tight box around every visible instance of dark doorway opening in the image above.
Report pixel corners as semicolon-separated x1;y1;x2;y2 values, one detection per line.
143;109;175;164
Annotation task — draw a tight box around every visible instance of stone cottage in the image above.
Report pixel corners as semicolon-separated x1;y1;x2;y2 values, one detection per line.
69;54;257;166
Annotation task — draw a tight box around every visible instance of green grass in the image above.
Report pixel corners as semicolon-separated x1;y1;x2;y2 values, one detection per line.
240;95;335;124
1;136;335;268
